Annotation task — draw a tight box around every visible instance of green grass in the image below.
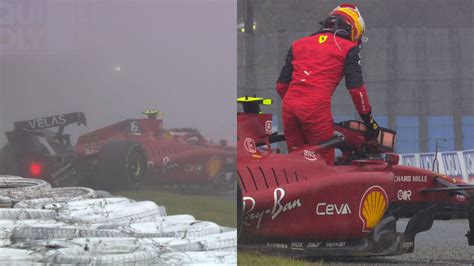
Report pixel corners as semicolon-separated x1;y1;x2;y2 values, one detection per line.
117;186;236;227
238;251;321;265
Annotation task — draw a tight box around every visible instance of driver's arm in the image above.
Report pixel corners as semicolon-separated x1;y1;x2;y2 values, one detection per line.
344;45;379;138
275;47;294;99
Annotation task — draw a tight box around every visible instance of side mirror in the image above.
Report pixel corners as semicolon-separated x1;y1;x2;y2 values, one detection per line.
383;153;399;165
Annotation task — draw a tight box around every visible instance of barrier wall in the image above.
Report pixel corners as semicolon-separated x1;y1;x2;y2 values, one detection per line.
400;150;474;183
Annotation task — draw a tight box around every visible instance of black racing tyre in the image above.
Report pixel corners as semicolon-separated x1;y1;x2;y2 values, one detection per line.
96;141;147;191
237;181;243;239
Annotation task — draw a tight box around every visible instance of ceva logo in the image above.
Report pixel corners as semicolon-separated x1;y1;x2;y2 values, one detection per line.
359;186;388;232
316;202;351;216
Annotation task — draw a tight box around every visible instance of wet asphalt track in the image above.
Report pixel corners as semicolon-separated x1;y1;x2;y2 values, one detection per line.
318;219;474;265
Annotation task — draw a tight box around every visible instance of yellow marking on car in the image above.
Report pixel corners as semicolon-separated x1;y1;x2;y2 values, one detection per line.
319;35;328;43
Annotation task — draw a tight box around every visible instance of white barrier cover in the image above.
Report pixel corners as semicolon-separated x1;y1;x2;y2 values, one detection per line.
400;149;474;183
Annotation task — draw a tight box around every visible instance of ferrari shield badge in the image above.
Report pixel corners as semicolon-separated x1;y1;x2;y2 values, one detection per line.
319;35;328;43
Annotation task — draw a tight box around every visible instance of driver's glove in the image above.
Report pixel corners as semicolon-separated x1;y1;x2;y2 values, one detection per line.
360;112;380;140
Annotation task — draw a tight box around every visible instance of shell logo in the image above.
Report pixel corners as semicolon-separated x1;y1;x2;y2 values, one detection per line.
359;186;388;232
162;132;173;140
207;156;222;178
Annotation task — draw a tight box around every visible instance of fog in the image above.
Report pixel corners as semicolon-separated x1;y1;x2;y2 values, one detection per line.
0;0;236;145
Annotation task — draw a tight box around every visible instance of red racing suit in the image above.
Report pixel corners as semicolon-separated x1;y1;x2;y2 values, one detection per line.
276;31;372;165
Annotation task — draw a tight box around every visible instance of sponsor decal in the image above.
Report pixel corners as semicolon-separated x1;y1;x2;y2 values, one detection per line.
266;243;288;249
394;175;427;183
462;151;474;181
224;172;233;181
301;70;312;82
162;132;173;140
50;162;76;185
185;164;203;172
290;242;304;250
243;188;302;229
402;242;414;248
80;134;99;149
84;148;99;155
442;152;463;178
303;150;318;161
265;120;273;134
419;153;435;170
397;190;412;201
316;203;351;216
129;121;141;135
244;138;257;154
307;242;322;248
27;114;66;130
326;241;346;248
161;156;177;173
401;154;417;167
456;195;466;202
265;241;346;250
207;156;222;177
359;186;388;232
318;35;328;43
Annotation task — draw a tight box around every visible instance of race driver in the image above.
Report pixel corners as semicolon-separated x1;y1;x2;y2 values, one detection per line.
276;3;379;165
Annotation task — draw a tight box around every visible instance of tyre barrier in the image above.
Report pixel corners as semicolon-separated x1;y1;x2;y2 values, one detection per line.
0;176;51;200
37;197;132;212
157;250;237;265
11;226;128;241
49;247;160;265
0;196;13;208
60;201;166;225
0;209;57;220
13;187;96;208
0;248;47;265
0;176;236;264
124;220;223;238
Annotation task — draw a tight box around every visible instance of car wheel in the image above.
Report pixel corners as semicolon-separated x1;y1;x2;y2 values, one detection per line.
97;140;147;191
237;181;243;239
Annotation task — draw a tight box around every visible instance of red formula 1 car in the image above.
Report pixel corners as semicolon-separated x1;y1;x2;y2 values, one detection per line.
75;110;235;191
0;111;235;191
236;97;474;257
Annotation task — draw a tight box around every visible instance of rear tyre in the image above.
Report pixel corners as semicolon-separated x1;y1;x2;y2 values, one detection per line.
96;141;147;191
237;182;243;239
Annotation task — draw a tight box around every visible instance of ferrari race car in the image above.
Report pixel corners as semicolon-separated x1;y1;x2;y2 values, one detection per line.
0;112;86;186
236;96;474;257
75;110;235;191
0;111;235;191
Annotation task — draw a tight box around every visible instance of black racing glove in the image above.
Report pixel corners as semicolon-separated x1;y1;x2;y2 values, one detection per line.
360;112;380;140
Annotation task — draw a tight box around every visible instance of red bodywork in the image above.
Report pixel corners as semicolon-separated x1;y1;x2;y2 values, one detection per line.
75;116;235;188
237;100;474;256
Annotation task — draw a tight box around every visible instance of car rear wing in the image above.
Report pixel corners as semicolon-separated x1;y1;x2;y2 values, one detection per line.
13;112;87;132
6;112;87;148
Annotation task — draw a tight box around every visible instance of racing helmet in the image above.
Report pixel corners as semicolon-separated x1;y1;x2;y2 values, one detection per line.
322;3;365;43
